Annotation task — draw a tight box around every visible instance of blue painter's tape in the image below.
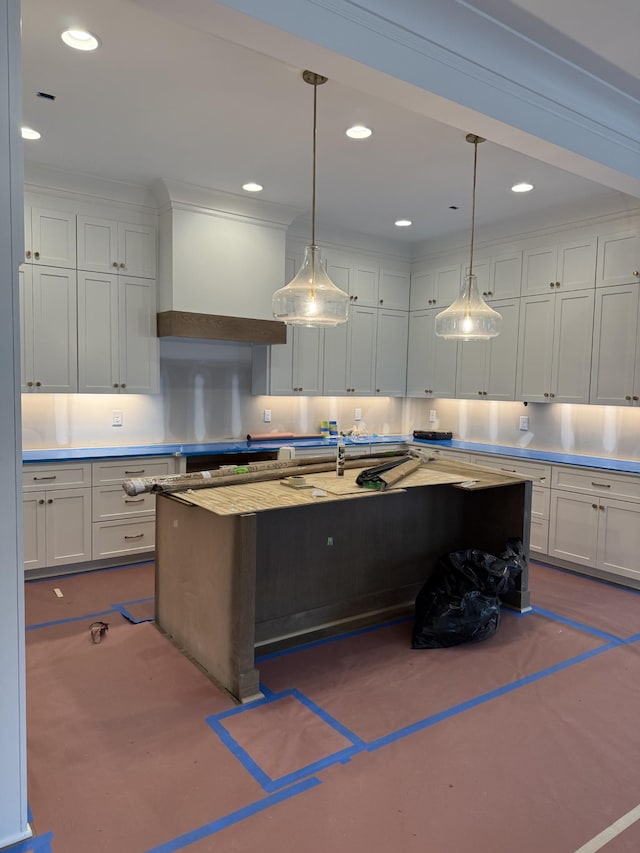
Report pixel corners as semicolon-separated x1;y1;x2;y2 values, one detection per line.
259;683;274;698
533;605;624;642
207;688;365;791
255;615;412;663
6;831;54;852
144;777;321;853
27;802;34;824
25;608;115;631
112;597;155;624
366;641;617;752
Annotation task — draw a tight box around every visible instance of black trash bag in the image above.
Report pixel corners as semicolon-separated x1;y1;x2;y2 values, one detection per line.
412;538;525;649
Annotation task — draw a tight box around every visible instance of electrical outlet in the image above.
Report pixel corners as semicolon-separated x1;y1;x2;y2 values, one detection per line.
112;410;123;427
354;407;362;421
263;409;272;423
428;409;437;423
519;415;529;431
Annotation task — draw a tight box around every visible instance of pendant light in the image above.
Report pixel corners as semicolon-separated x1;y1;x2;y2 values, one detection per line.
435;134;502;341
272;71;349;328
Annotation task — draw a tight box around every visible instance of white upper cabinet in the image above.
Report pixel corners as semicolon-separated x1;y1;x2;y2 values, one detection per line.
77;216;156;279
375;308;408;396
596;230;640;288
516;289;594;403
20;265;78;393
352;263;379;307
488;251;523;300
590;284;640;406
522;236;597;295
323;305;377;395
77;272;159;394
378;269;410;310
410;263;461;311
24;206;76;268
456;298;520;400
406;309;457;398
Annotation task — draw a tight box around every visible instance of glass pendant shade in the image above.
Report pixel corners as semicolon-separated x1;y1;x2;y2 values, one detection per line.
434;274;502;340
272;244;349;327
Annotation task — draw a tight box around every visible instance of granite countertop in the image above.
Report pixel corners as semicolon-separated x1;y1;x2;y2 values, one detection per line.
21;435;640;475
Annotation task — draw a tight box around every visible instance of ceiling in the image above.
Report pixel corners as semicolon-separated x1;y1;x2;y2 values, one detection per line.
19;0;640;250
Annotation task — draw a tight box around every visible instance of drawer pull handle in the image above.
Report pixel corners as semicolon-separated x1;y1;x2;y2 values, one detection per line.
125;469;145;475
125;498;145;503
124;533;145;540
33;475;56;480
500;468;517;473
591;482;611;488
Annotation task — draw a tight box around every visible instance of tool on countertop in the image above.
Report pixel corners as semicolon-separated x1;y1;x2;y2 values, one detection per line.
412;430;453;441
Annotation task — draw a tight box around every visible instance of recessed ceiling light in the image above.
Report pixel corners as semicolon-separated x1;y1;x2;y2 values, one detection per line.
346;125;373;140
21;127;41;140
395;219;412;228
61;29;100;51
511;182;534;193
242;182;263;193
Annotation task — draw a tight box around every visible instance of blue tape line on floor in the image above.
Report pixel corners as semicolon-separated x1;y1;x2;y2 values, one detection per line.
533;605;625;642
366;641;617;752
112;597;155;624
25;608;115;631
208;688;365;792
144;777;321;853
255;615;412;662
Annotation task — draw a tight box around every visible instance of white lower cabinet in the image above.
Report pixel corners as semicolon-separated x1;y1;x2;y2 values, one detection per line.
22;461;93;572
23;456;183;573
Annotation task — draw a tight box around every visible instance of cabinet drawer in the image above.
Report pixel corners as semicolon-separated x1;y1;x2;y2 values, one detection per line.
551;466;640;502
23;463;92;491
92;457;175;485
422;448;472;463
469;454;550;485
92;485;156;521
92;518;155;559
532;484;550;520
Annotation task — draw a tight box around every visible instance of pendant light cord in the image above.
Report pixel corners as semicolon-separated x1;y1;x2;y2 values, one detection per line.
469;137;478;279
311;80;318;250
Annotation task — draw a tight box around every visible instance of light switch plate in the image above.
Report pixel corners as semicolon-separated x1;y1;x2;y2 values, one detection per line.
263;409;272;423
428;409;437;423
112;410;123;427
354;407;362;421
519;415;529;431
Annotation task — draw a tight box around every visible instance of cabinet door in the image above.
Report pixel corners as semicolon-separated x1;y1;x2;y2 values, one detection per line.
548;490;598;567
352;263;379;306
589;285;639;406
406;310;432;396
429;319;458;399
375;309;408;396
23;492;46;571
455;337;488;400
348;306;377;395
557;237;597;291
118;222;156;278
45;487;92;568
489;251;522;300
597;499;640;582
522;245;558;295
379;270;410;310
119;277;159;394
77;272;120;393
77;216;119;274
292;326;323;395
322;323;348;395
484;298;519;400
551;289;594;404
466;260;490;300
31;267;78;393
30;207;76;268
409;270;435;311
515;293;555;402
19;266;34;392
434;264;461;307
325;252;352;298
596;230;640;288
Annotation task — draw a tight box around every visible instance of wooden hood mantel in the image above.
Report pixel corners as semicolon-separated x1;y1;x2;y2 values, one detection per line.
157;310;286;345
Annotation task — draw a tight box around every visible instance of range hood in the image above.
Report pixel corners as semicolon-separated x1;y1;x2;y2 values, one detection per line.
153;178;300;345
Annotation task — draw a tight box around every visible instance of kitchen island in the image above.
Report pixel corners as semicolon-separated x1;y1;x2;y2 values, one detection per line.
155;456;532;702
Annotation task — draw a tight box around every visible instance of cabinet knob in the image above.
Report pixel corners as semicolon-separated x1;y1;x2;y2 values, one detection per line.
600;505;605;511
379;299;383;305
549;392;555;398
634;396;639;401
625;395;631;400
119;262;126;269
349;295;354;301
47;498;52;504
555;281;561;287
633;271;639;277
478;390;482;395
25;250;31;259
488;291;493;296
27;381;33;387
483;391;488;396
35;381;41;387
376;389;380;393
544;392;549;397
112;261;119;268
121;383;126;388
34;251;40;259
113;383;119;388
482;291;487;297
38;499;44;505
592;503;598;509
353;295;358;301
549;282;555;288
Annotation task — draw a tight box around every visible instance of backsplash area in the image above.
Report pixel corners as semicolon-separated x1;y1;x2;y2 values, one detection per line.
21;339;404;449
405;398;640;462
